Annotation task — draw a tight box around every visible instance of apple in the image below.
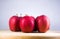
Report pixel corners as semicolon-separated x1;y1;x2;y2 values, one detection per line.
19;15;35;33
36;15;50;33
9;14;20;31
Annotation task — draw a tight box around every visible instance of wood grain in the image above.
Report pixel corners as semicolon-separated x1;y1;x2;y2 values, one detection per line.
0;30;60;39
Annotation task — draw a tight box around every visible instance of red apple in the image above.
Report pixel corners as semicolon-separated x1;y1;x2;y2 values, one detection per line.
19;15;35;33
9;15;20;31
36;15;50;33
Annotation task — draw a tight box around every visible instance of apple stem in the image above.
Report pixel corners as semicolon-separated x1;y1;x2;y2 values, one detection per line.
20;13;22;17
25;14;28;16
16;14;18;16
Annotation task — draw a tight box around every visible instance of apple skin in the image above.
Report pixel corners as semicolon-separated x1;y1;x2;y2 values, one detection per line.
9;16;20;31
36;15;50;33
19;16;35;33
31;16;37;31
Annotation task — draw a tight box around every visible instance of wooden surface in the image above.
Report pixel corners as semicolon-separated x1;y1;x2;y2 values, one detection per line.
0;30;60;39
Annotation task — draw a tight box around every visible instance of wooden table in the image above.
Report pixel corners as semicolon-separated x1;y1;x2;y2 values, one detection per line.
0;30;60;39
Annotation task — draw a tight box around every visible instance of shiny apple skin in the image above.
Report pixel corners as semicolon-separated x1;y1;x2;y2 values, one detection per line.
20;16;35;33
9;16;20;31
36;15;50;33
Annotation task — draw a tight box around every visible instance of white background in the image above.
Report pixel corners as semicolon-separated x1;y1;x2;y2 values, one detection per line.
0;0;60;31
